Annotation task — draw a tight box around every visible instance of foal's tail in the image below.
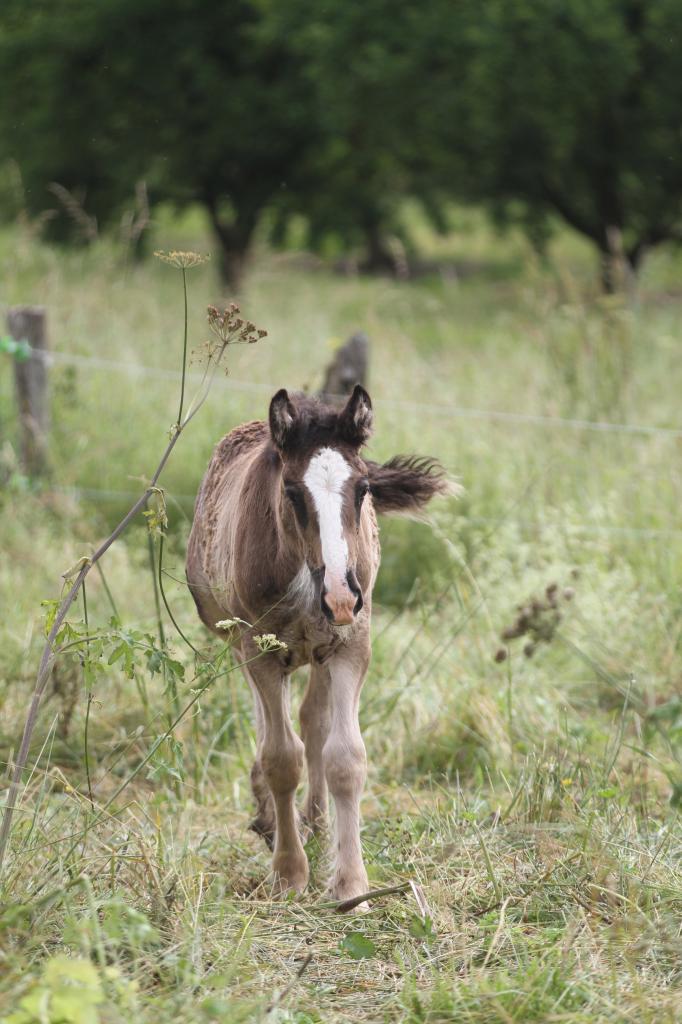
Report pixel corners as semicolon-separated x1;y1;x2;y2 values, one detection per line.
366;455;460;518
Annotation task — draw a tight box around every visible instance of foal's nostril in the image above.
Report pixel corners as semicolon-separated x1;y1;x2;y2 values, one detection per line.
346;568;363;616
320;588;335;622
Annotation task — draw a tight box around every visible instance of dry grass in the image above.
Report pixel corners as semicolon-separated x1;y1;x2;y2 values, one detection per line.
2;212;682;1021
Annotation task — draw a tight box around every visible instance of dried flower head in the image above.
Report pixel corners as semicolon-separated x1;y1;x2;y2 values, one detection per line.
206;303;268;347
154;250;210;269
496;575;578;661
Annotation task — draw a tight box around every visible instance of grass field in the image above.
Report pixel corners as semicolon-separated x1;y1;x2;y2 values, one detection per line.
1;211;682;1022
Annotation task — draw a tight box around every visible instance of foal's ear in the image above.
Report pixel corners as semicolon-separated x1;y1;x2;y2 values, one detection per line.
269;389;297;449
339;384;373;446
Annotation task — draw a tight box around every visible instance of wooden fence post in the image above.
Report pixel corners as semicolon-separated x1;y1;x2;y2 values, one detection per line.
8;305;50;475
319;331;369;405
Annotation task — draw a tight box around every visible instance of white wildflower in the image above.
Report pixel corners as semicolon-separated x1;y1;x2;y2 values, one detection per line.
254;633;288;652
215;618;243;631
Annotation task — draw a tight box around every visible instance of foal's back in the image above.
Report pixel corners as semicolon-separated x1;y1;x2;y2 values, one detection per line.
186;419;275;635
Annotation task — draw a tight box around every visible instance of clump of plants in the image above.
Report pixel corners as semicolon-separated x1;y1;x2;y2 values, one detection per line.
495;574;578;662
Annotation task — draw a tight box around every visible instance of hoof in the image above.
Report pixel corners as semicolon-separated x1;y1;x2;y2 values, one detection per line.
330;873;370;912
271;854;309;896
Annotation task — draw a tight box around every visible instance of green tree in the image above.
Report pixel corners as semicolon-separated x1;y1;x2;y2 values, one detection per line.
3;0;682;286
269;0;416;271
0;0;313;283
416;0;682;286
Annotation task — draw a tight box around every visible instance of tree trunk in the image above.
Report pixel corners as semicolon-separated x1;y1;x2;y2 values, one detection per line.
204;197;257;289
599;246;617;294
599;227;640;295
626;241;646;275
215;243;249;289
361;222;396;274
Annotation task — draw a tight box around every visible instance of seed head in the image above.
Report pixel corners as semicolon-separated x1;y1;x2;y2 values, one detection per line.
206;303;268;348
499;574;577;656
154;250;210;269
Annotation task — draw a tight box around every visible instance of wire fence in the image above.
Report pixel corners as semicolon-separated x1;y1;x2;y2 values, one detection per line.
7;345;681;540
32;346;682;441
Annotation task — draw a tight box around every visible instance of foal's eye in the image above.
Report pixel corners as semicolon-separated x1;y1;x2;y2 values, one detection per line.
284;484;308;527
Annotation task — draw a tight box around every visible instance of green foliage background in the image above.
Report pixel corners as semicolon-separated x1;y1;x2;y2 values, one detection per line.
1;0;681;279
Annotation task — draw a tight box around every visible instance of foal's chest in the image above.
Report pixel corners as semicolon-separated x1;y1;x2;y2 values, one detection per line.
276;618;353;674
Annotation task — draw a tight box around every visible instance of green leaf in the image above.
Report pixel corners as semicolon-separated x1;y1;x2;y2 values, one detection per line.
41;599;60;637
107;637;136;678
108;643;127;665
55;621;81;646
146;648;164;675
166;657;185;680
339;931;376;960
408;914;437;943
5;955;104;1024
100;897;161;950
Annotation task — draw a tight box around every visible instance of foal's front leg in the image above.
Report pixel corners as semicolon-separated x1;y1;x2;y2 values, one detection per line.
324;644;370;903
247;652;308;894
299;662;331;834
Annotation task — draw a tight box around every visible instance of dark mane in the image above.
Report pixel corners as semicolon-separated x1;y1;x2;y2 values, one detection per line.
365;455;455;517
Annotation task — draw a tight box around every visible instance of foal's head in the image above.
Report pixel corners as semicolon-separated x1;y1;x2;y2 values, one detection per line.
269;385;374;626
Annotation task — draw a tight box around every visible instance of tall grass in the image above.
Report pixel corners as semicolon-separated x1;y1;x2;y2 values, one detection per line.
1;213;682;1022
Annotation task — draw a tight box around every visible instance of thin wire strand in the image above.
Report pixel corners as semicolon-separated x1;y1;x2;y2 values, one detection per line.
27;346;682;440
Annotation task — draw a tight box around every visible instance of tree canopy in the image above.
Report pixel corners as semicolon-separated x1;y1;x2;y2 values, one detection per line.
0;0;314;280
421;0;682;283
1;0;681;285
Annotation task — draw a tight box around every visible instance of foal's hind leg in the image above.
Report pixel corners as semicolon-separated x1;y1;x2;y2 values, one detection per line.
243;667;275;848
300;662;331;834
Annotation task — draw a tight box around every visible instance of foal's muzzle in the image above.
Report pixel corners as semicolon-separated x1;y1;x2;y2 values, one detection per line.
321;568;363;626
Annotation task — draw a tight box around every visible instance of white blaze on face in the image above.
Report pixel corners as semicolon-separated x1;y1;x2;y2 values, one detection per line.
303;447;351;590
